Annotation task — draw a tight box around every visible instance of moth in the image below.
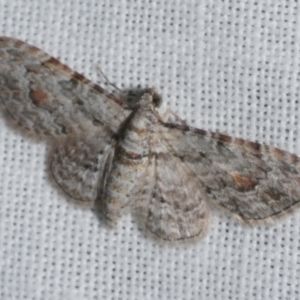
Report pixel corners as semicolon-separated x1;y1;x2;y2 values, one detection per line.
1;36;300;242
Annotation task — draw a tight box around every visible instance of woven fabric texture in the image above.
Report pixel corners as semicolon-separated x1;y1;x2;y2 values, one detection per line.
0;1;300;299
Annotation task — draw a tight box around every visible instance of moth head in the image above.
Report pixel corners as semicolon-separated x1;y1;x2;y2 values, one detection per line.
123;87;162;109
140;87;162;109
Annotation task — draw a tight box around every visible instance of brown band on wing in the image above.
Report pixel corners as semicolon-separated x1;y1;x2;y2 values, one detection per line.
92;84;105;94
233;138;262;154
44;57;73;74
210;132;232;143
271;148;285;160
117;145;146;160
25;45;40;56
72;71;91;84
107;93;126;106
14;39;25;49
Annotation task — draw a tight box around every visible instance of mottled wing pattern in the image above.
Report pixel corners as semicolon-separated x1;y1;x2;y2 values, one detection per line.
146;152;209;241
2;37;299;242
0;36;130;136
0;37;130;203
160;123;300;223
51;131;115;203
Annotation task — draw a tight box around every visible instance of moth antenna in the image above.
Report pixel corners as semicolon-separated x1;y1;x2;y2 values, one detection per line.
96;64;122;93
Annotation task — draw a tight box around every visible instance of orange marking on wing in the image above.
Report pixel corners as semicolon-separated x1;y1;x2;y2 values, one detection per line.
272;148;285;160
232;173;256;190
27;46;40;56
30;89;48;105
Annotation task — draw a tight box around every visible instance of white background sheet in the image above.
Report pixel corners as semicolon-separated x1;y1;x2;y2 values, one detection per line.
0;1;300;299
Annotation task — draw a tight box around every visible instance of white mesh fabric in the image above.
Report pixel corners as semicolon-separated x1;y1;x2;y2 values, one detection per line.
0;1;300;299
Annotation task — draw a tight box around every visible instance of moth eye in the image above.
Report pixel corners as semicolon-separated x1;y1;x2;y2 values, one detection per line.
152;93;162;107
142;87;162;107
